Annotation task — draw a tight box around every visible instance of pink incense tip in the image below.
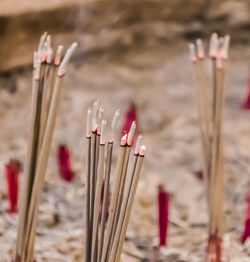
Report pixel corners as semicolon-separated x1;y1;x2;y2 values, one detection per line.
121;133;127;146
241;190;250;243
58;145;75;183
158;185;169;247
5;159;21;213
206;235;222;262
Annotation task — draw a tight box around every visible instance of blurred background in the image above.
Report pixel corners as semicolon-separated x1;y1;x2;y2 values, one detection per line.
0;0;250;261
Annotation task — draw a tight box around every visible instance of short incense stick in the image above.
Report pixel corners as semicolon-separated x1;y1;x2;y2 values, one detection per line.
5;159;21;213
190;33;230;262
158;184;169;247
84;102;145;262
15;34;77;262
242;189;250;244
58;144;75;182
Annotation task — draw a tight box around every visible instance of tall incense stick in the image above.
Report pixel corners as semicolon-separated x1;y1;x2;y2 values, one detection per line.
15;34;77;262
190;33;230;262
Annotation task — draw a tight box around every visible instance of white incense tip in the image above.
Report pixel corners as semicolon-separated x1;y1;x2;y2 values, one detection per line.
55;45;64;66
46;35;51;48
100;119;107;145
189;43;197;63
33;52;38;69
196;39;205;59
121;134;127;146
127;121;136;146
46;48;53;64
38;32;47;56
139;145;146;156
86;108;92;137
34;59;41;80
209;32;219;58
221;35;230;60
92;99;99;132
97;105;105;133
135;135;142;155
57;42;78;77
110;109;120;141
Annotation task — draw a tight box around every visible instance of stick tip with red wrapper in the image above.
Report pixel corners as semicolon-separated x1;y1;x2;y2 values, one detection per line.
242;189;250;244
158;184;169;247
5;159;22;213
57;144;75;183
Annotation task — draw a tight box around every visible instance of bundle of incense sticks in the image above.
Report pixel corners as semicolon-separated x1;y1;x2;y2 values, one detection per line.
85;101;146;262
15;33;77;262
190;33;230;262
5;159;21;213
158;185;169;247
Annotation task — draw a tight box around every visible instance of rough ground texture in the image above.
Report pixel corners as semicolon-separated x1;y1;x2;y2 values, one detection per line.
0;37;249;261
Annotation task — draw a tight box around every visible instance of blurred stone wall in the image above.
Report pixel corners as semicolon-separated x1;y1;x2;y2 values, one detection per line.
0;0;249;71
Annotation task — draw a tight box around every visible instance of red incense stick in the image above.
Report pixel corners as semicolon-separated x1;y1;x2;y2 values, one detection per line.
158;184;169;247
5;159;21;213
58;144;75;182
242;68;250;110
242;190;250;244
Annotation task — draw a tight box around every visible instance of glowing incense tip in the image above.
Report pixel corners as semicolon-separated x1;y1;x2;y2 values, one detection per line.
209;32;219;58
221;35;230;60
97;105;105;134
100;119;107;145
121;134;127;146
189;43;197;63
127;121;136;146
196;39;205;59
110;109;120;141
57;42;78;77
86;108;92;137
139;145;146;156
55;45;64;66
33;52;38;69
135;135;142;155
92;99;99;132
34;59;41;81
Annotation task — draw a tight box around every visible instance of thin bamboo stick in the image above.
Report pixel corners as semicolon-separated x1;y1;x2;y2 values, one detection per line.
91;120;106;262
101;135;127;262
112;146;145;262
